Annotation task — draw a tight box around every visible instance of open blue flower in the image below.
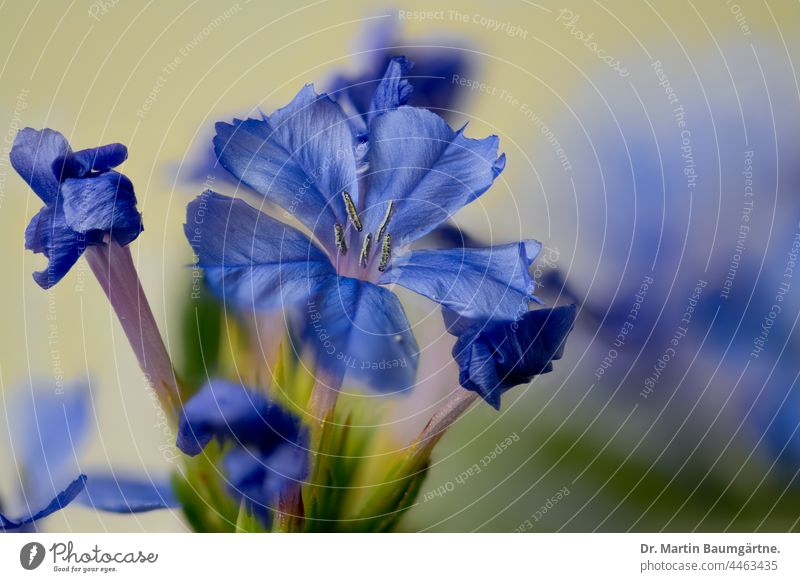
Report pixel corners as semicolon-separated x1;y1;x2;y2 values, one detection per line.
448;305;577;409
1;379;176;532
176;379;308;524
11;128;142;289
178;16;475;189
187;59;536;392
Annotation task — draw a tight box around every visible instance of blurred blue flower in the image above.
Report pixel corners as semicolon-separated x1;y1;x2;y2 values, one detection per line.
176;379;308;524
329;12;474;121
187;60;536;392
11;128;142;289
79;475;178;514
1;380;175;532
447;305;577;409
539;42;800;470
1;380;90;531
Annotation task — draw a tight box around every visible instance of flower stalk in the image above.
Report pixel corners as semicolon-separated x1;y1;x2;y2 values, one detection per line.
406;389;479;460
85;240;181;416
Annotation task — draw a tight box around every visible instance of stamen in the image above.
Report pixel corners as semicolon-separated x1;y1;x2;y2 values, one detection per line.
359;233;372;268
334;223;347;255
376;200;395;242
341;190;362;232
378;234;392;272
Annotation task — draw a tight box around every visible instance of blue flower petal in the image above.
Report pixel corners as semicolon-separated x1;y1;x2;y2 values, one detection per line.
9;127;73;204
8;379;92;506
329;16;474;120
61;171;143;245
401;47;473;115
72;143;128;175
78;473;178;513
214;85;360;254
381;240;540;321
301;276;419;392
367;57;414;125
177;379;305;457
0;513;12;530
185;191;335;312
0;475;87;531
222;448;272;523
363;107;505;245
12;129;143;288
421;221;481;249
24;204;89;289
178;141;262;192
453;305;577;409
223;442;308;521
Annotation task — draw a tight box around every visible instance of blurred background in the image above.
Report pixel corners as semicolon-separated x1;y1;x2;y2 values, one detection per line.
1;0;799;532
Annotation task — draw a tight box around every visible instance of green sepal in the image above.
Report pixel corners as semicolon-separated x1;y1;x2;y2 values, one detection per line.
235;499;266;533
302;404;378;531
172;441;240;532
303;413;352;529
272;340;314;414
347;450;431;532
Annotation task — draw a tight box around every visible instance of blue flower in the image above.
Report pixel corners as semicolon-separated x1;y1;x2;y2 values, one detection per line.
187;59;536;392
1;380;175;531
1;380;89;531
176;379;308;523
11;128;142;289
542;42;800;472
743;356;800;472
177;16;475;190
448;305;577;409
329;13;474;121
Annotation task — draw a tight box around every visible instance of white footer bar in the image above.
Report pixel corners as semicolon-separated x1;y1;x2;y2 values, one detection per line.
1;533;798;580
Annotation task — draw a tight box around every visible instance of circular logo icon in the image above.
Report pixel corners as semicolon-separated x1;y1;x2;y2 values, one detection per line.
20;542;46;570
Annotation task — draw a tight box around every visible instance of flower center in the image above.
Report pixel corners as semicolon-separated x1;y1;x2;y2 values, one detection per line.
333;192;394;280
